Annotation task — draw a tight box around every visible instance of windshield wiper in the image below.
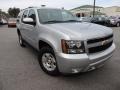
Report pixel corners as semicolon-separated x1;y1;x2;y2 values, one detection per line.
43;20;63;23
64;20;80;22
43;20;80;24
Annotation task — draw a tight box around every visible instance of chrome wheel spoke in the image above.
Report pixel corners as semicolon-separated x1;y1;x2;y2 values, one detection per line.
42;53;56;71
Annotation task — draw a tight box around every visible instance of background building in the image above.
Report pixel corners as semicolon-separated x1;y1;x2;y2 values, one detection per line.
102;6;120;16
70;5;104;17
70;5;120;17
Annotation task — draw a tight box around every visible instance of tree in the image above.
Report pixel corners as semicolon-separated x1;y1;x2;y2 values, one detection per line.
8;7;20;18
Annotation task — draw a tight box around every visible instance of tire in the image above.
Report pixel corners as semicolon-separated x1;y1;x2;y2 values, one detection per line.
38;47;59;76
18;33;26;47
116;23;120;27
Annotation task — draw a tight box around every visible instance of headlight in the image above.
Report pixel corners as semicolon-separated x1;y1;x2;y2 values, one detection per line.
61;39;85;54
110;19;115;23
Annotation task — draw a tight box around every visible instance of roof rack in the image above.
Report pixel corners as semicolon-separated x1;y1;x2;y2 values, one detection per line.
22;6;36;11
22;6;47;11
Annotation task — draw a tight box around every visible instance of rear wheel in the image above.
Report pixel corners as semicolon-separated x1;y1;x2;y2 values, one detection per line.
18;33;26;47
38;47;59;76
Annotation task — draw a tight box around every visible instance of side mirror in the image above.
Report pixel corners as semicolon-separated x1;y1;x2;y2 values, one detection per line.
23;18;36;25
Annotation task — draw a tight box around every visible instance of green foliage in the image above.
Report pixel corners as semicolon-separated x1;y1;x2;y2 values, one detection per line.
8;7;20;18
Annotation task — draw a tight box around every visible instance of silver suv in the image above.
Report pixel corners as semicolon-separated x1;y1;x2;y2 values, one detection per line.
17;7;115;75
109;16;120;27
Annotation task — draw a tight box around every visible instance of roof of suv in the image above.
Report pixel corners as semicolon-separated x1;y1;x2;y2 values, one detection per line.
23;7;62;10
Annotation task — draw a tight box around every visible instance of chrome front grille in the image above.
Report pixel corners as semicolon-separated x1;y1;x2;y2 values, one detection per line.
87;34;113;54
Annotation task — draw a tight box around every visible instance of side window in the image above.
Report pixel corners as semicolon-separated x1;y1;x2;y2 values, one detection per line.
22;10;28;22
28;9;36;21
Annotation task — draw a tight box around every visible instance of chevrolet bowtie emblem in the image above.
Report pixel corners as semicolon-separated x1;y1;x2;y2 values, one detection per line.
102;40;108;45
76;42;81;48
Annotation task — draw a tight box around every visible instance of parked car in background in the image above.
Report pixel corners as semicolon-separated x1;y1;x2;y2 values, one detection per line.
0;19;7;25
81;17;92;22
81;16;110;26
79;17;86;22
90;16;110;26
8;18;16;27
109;16;120;27
1;19;7;25
0;19;2;25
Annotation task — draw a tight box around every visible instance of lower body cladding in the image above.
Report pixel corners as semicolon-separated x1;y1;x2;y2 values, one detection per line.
56;43;115;74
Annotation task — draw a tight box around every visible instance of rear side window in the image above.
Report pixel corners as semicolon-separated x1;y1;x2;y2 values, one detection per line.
28;9;36;21
22;10;28;22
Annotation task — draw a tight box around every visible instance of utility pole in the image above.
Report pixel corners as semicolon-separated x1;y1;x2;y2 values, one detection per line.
93;0;96;17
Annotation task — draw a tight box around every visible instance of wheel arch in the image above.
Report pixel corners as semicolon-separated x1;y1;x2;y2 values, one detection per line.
38;40;56;53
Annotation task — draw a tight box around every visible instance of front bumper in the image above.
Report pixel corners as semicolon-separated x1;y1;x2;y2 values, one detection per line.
109;22;117;26
56;43;115;74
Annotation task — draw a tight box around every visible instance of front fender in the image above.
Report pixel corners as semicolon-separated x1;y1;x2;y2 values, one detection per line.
38;33;61;53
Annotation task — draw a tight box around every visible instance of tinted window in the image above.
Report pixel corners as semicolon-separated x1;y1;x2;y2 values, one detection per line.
28;9;36;21
22;10;28;21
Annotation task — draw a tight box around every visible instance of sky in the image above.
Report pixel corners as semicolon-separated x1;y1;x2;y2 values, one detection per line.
0;0;120;12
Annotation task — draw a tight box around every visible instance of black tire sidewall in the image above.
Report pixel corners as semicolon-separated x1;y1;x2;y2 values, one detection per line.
38;47;59;76
18;34;25;47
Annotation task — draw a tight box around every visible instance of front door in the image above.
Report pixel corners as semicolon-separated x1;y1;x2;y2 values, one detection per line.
25;9;38;48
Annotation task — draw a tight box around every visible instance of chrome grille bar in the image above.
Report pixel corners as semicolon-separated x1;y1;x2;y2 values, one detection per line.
87;34;113;54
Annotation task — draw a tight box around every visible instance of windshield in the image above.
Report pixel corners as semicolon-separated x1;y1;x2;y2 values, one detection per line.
37;9;78;23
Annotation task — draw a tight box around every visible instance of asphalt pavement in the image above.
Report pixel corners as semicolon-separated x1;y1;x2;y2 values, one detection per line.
0;25;120;90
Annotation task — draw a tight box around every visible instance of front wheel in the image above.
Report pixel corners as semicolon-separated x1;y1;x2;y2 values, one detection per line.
38;47;59;76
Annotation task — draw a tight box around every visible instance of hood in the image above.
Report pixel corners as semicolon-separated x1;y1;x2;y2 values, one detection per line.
46;22;113;40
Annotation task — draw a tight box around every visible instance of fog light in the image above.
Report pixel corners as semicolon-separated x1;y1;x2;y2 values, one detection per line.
88;66;96;71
